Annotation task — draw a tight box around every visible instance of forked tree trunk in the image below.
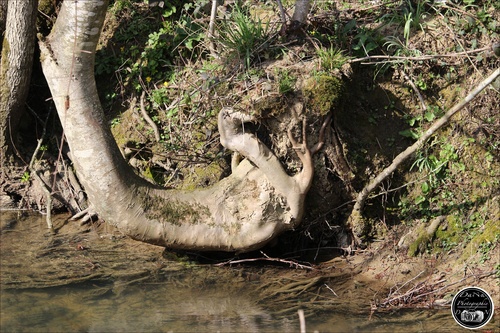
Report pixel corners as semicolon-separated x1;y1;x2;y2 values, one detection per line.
39;0;313;252
0;0;38;164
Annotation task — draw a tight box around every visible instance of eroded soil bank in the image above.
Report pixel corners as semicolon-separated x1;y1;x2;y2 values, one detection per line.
1;211;498;327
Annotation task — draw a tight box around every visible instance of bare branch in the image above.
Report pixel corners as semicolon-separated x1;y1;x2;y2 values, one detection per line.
349;44;493;64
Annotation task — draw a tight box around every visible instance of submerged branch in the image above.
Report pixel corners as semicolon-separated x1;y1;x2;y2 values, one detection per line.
215;251;315;270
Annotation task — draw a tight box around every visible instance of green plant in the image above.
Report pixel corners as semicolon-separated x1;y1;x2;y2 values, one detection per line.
217;4;272;68
276;69;296;94
21;171;30;183
400;105;444;139
317;47;349;72
352;26;383;56
403;0;428;44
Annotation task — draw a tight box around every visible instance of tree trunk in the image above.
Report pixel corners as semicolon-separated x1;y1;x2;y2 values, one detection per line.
39;0;314;252
0;0;38;165
291;0;310;27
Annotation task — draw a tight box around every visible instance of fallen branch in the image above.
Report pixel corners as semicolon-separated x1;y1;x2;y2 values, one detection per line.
215;251;315;270
348;67;500;243
378;269;496;309
401;69;427;111
349;44;494;64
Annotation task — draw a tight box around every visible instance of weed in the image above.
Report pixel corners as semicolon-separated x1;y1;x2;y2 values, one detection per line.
276;69;296;95
317;47;349;72
20;171;30;183
217;4;273;69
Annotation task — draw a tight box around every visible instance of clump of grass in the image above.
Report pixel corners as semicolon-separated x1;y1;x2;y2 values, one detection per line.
317;47;349;72
217;5;272;68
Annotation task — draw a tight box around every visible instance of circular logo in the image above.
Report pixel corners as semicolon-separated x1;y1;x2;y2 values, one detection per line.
451;287;495;329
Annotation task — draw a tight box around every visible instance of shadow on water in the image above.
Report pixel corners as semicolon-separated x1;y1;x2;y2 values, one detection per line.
1;212;496;332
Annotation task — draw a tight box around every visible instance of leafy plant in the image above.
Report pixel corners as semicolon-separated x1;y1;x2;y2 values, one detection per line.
21;171;30;183
351;26;383;56
276;69;296;94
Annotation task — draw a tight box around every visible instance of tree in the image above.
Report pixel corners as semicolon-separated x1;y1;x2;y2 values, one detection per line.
291;0;311;28
0;0;38;165
39;0;318;252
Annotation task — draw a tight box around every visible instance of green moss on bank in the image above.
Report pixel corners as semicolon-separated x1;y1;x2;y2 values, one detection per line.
302;75;343;116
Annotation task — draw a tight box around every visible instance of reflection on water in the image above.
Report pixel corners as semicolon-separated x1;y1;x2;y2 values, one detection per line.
1;282;488;332
1;283;290;333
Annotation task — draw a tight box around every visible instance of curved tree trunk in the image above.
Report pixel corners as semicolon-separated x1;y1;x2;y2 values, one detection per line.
0;0;38;164
39;0;314;252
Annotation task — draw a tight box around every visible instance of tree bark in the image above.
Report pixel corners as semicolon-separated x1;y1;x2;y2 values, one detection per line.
0;0;38;164
39;0;314;252
291;0;310;27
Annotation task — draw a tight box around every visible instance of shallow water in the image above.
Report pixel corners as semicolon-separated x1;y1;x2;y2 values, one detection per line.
1;212;497;332
1;282;486;333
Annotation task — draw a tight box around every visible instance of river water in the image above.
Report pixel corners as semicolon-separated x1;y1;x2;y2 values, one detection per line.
0;212;497;332
1;282;479;332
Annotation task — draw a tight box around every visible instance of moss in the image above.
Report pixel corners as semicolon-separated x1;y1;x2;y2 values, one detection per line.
38;0;54;14
181;162;224;190
1;39;10;122
434;215;462;246
302;75;343;116
439;85;460;109
407;224;429;257
143;166;154;181
140;190;210;226
460;219;500;262
247;94;284;117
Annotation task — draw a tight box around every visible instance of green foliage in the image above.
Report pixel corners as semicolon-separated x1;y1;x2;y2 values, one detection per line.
95;1;206;94
217;4;272;68
399;105;443;139
20;171;30;183
317;47;349;72
275;69;296;95
351;26;384;56
409;138;463;209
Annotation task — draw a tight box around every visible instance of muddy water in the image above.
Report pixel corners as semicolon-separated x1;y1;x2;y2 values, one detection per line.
0;212;495;332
